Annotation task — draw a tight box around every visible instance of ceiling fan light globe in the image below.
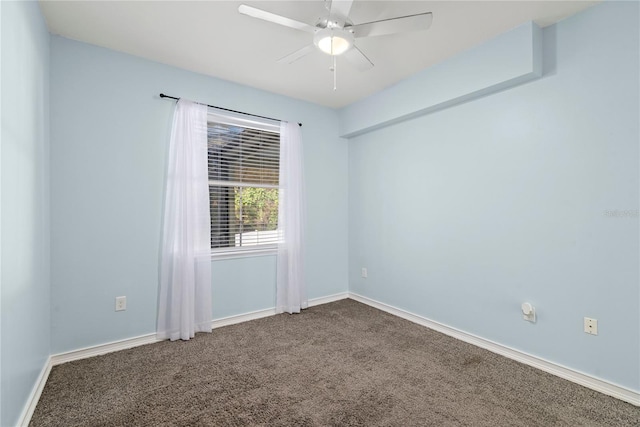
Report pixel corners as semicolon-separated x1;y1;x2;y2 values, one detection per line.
314;28;354;56
319;36;349;55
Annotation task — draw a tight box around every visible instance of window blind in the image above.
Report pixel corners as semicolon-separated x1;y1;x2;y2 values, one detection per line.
207;112;280;252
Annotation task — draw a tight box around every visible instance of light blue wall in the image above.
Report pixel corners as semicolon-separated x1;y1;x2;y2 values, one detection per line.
0;1;51;426
339;22;542;138
347;1;639;392
212;256;277;319
49;37;348;354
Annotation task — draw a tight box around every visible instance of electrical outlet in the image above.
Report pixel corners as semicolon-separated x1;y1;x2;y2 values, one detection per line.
115;296;127;312
584;317;598;335
361;267;368;278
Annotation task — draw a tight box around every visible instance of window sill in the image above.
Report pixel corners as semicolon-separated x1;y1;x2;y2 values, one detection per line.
211;246;277;261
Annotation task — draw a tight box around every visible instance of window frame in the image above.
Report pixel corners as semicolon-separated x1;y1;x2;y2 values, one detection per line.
207;111;281;260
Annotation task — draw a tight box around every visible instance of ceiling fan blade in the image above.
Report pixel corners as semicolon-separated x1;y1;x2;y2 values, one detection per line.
238;4;316;34
349;12;433;38
344;46;374;71
277;45;316;64
329;0;354;20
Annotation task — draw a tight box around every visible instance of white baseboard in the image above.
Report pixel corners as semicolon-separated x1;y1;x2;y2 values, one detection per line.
211;307;276;329
17;356;52;427
51;333;160;366
348;292;640;407
210;292;349;329
309;291;349;307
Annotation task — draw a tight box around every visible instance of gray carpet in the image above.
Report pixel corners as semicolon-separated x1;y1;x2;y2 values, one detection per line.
31;299;639;426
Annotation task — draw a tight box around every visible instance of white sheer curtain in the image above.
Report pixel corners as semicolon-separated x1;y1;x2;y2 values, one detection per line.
276;121;307;314
157;99;212;341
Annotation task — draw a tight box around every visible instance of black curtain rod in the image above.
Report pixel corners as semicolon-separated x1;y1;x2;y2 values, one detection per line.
159;93;302;127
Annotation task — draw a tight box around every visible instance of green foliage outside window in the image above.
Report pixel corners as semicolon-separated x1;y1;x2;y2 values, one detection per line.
234;187;279;231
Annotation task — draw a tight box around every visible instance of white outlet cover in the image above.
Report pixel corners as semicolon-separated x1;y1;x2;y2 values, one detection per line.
584;317;598;335
115;296;127;311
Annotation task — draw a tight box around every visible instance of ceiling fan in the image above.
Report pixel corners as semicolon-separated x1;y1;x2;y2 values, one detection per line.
238;0;433;87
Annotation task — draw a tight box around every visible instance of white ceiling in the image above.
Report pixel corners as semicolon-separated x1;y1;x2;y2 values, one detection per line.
39;0;599;109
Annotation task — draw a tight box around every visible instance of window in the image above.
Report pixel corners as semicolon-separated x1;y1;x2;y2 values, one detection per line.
207;112;280;256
